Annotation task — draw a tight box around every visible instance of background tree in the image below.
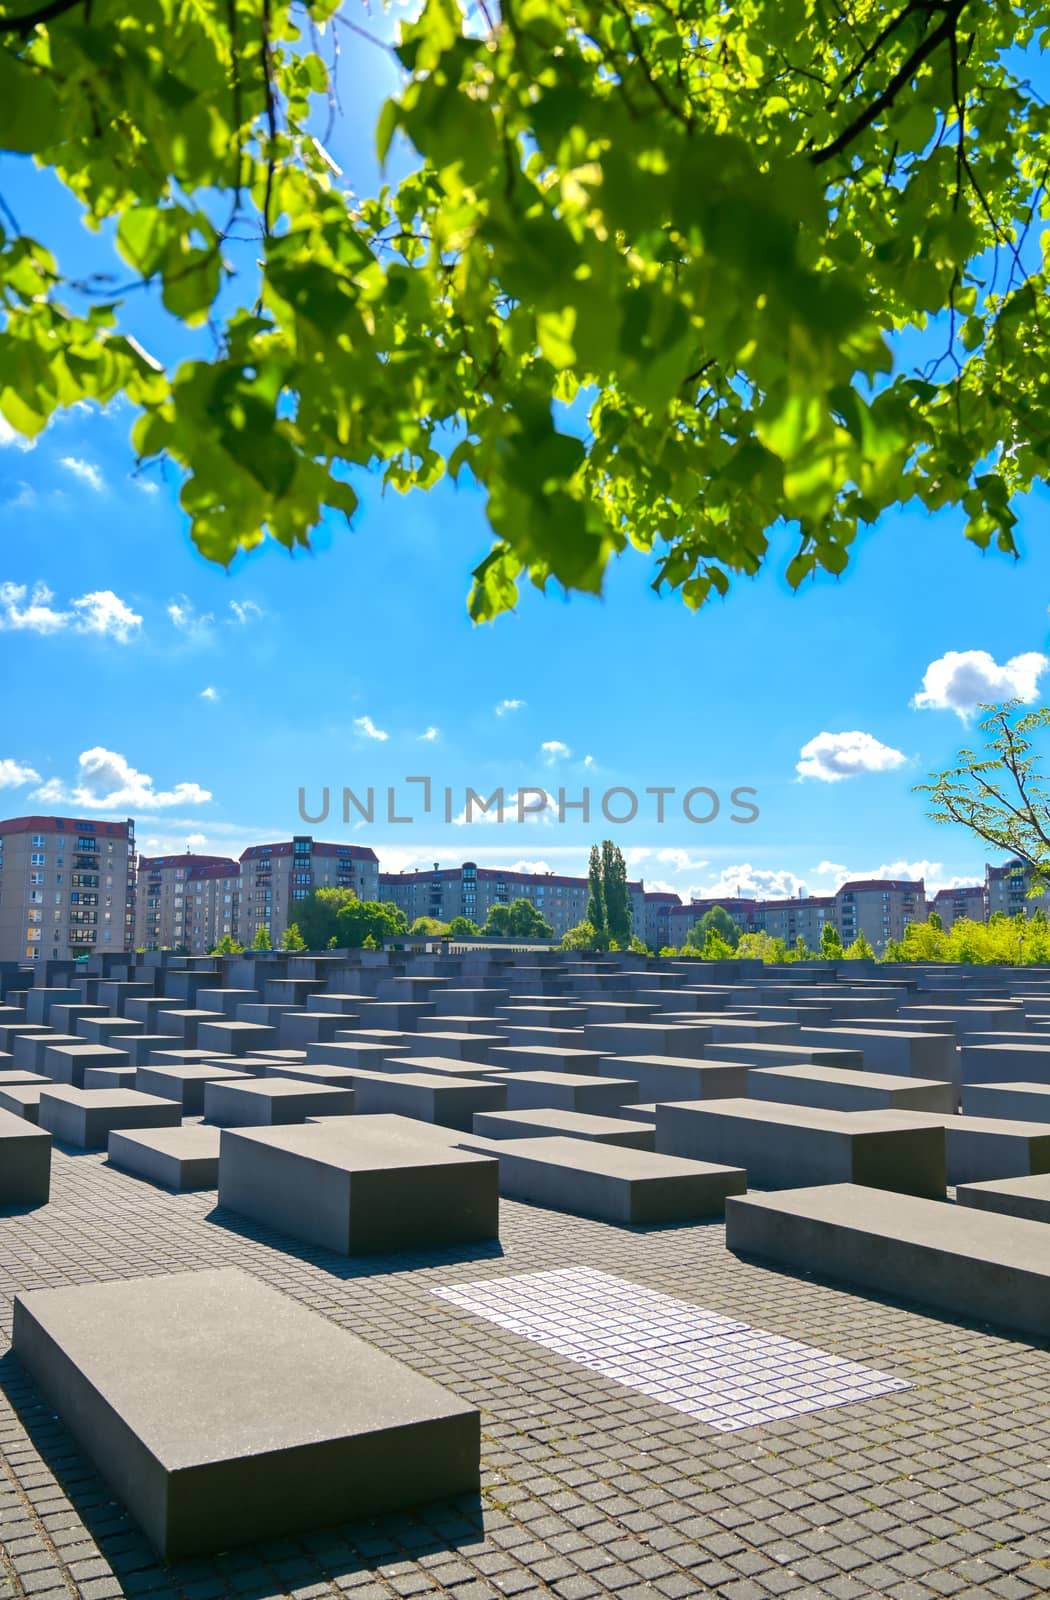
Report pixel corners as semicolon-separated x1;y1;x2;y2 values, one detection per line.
336;899;408;948
293;888;358;950
483;898;554;940
600;840;632;948
281;923;307;951
446;915;481;938
210;933;243;954
586;846;607;946
686;906;742;951
819;923;844;960
251;926;272;951
561;921;598;951
843;932;876;960
700;928;736;961
918;703;1050;890
8;1;1046;614
410;915;449;936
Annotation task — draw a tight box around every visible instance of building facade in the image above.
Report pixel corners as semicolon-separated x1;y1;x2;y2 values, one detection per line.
985;858;1050;918
377;861;646;941
134;853;240;951
0;815;135;962
238;838;380;948
663;880;925;955
929;884;986;928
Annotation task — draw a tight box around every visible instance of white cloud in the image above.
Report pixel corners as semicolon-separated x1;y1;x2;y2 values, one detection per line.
418;726;439;742
495;699;525;716
59;456;104;491
354;715;389;742
200;687;220;702
583;754;594;767
0;758;40;788
0;582;69;634
797;730;907;783
912;650;1048;720
167;597;214;634
228;599;264;624
813;858;977;896
508;859;554;874
541;740;571;764
0;416;35;452
689;864;808;901
185;832;208;847
72;590;142;642
654;848;711;874
134;478;159;495
31;748;212;811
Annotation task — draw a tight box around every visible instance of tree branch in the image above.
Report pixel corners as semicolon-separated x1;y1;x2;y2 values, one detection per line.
0;0;82;34
810;0;967;168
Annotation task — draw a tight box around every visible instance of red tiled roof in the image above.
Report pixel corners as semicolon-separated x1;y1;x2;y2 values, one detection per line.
0;815;131;839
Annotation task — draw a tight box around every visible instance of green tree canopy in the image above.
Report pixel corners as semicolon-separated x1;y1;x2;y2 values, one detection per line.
446;915;482;938
410;915;449;935
819;922;844;959
290;886;408;948
251;925;272;950
482;897;555;940
4;1;1048;613
281;922;307;950
686;906;742;950
561;919;598;950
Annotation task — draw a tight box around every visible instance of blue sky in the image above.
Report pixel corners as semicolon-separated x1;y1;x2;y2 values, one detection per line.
1;9;1047;907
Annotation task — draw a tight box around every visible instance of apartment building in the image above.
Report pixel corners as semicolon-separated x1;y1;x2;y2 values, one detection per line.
929;883;986;928
134;853;239;951
0;815;135;962
665;881;924;955
377;861;646;941
985;858;1050;917
641;890;681;950
239;837;380;948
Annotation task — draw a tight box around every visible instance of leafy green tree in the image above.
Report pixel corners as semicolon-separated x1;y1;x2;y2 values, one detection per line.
687;906;742;951
483;898;555;940
700;928;736;960
734;931;780;963
561;920;598;950
281;923;307;951
335;899;408;948
251;925;272;950
9;1;1043;613
601;841;631;948
628;935;648;955
586;845;607;945
293;887;359;950
446;916;481;938
843;932;876;960
210;933;243;955
362;933;380;951
819;923;844;960
928;910;943;932
410;915;449;936
918;703;1050;890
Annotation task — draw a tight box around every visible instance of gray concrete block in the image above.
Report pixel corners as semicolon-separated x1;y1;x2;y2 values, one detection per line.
656;1100;945;1196
204;1076;355;1126
456;1133;745;1224
83;1067;139;1090
583;1022;714;1058
0;1085;46;1122
42;1043;130;1088
961;1081;1050;1121
937;1114;1050;1183
960;1043;1050;1084
122;1035;185;1067
956;1173;1050;1223
341;1069;506;1131
747;1065;956;1115
12;1033;80;1073
75;1017;144;1046
596;1055;748;1103
12;1266;480;1557
135;1063;254;1115
0;1104;50;1203
471;1108;656;1149
108;1125;221;1190
489;1044;602;1075
800;1027;958;1082
725;1182;1050;1338
701;1042;866;1071
195;1019;279;1057
38;1087;181;1150
503;1072;639;1115
218;1117;499;1251
409;1031;505;1062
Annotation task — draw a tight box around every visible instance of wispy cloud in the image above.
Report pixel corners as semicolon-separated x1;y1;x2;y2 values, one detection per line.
0;416;35;453
541;740;571;764
913;650;1048;720
200;686;220;702
495;698;525;716
353;715;389;742
0;582;140;642
59;456;104;492
228;599;264;624
32;748;212;811
796;730;907;783
0;758;40;789
418;726;439;742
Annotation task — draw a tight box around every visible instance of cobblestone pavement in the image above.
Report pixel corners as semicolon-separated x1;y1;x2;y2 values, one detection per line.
2;1151;1050;1600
